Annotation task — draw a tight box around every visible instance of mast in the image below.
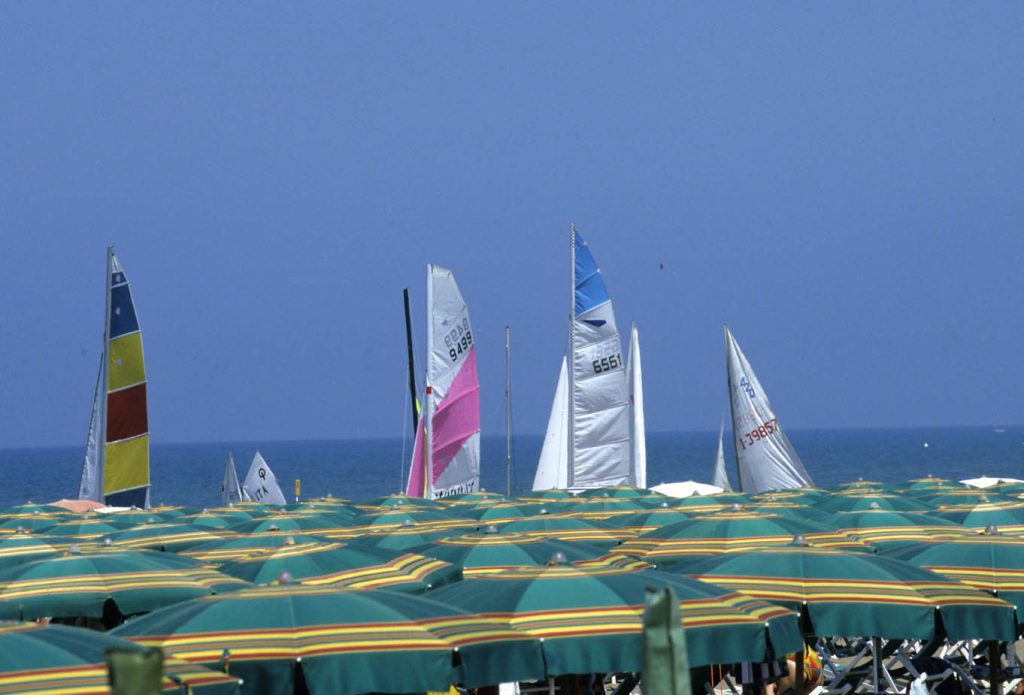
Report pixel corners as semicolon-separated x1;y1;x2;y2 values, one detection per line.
505;325;512;495
424;265;434;499
567;224;576;489
403;288;419;434
99;246;114;501
724;326;743;492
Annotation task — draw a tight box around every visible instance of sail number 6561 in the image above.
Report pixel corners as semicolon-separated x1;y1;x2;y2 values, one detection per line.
592;353;622;374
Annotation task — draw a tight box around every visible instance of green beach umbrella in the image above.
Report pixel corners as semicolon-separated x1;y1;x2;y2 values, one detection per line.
0;622;243;694
616;510;867;563
460;503;532;522
39;518;133;540
109;523;234;552
930;499;1024;531
339;522;461;551
357;493;449;510
409;530;606;575
676;544;1017;641
442;490;516;505
829;507;974;549
0;533;82;570
102;510;169;525
112;584;547;693
496;516;631;549
0;549;249;621
227;513;350;535
425;563;802;674
180;532;335;566
601;508;693;534
882;532;1024;619
518;489;575;501
0;514;63;534
0;504;69;516
814;493;932;513
218;540;461;592
927;492;1019;508
577;485;653;498
178;510;255;530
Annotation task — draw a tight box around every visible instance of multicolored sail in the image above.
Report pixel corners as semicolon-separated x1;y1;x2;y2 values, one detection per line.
725;326;813;493
78;247;151;508
405;265;480;498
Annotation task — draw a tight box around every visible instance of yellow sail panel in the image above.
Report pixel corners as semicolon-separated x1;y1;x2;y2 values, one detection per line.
104;434;150;494
107;332;146;392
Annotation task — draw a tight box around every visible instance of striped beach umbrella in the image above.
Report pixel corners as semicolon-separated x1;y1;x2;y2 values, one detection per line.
425;564;803;674
217;540;461;592
577;485;654;498
408;531;605;575
0;622;242;694
883;533;1024;618
0;550;249;621
616;510;867;563
676;544;1017;641
181;532;335;566
930;500;1024;532
108;523;234;552
814;493;932;513
829;508;974;549
496;516;631;549
112;584;547;693
0;534;82;570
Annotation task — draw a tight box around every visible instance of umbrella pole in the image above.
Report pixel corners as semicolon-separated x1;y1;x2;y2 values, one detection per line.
872;636;881;695
989;641;1000;695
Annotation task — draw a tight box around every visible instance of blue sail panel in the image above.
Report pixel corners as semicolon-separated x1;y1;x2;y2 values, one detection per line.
109;284;140;338
574;233;610;315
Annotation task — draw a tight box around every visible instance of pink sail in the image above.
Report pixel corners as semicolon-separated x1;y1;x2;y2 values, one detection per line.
405;346;480;498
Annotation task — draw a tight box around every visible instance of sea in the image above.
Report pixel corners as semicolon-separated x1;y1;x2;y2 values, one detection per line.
1;427;1023;509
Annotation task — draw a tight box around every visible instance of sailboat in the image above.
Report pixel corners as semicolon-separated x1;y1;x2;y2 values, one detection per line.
532;227;635;491
222;452;249;505
710;417;733;492
242;451;286;505
405;265;481;499
724;326;813;493
78;247;151;508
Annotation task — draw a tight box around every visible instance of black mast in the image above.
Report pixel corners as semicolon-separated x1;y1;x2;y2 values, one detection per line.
403;288;420;434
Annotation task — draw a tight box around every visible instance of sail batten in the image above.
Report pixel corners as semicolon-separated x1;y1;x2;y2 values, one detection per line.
724;326;812;493
405;265;480;498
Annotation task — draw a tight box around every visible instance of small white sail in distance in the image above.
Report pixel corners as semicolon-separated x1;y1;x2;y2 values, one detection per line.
710;416;733;492
626;322;646;489
222;452;248;505
242;451;287;506
724;326;813;493
533;357;569;490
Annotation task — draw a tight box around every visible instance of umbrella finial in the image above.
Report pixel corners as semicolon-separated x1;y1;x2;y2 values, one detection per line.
103;537;113;546
660;501;669;508
276;571;294;585
984;525;1001;535
32;510;40;516
538;507;548;515
731;503;743;512
868;502;881;510
791;534;809;547
68;544;82;555
483;525;499;534
547;551;568;566
284;536;296;545
403;519;415;527
979;495;990;503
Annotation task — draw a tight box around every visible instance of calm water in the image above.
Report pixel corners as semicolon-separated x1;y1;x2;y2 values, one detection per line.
1;427;1023;508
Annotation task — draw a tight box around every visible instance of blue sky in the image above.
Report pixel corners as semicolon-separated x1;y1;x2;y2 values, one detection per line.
2;3;1023;447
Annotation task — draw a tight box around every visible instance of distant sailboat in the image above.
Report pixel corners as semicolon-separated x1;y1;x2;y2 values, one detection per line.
710;417;733;492
405;265;481;498
242;451;286;506
532;227;634;491
222;452;248;505
626;322;646;489
724;326;813;493
78;247;151;508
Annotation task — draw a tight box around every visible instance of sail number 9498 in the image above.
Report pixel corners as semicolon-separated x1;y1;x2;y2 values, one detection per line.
737;418;779;450
444;318;473;362
592;353;622;374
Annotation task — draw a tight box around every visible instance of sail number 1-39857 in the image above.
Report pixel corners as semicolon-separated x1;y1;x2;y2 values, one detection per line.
737;418;779;450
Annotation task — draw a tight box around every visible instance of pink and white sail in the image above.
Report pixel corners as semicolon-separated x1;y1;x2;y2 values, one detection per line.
405;265;480;498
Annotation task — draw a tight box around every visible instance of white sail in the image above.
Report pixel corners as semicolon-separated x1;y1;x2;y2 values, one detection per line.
568;228;632;488
711;417;733;492
406;265;481;498
77;357;104;502
242;451;287;506
533;357;569;490
725;326;813;493
222;452;247;505
626;322;646;489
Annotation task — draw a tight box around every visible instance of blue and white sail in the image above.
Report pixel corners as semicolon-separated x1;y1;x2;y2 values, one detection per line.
533;228;632;490
725;326;813;493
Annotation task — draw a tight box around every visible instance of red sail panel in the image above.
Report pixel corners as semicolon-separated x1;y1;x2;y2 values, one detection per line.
106;383;148;443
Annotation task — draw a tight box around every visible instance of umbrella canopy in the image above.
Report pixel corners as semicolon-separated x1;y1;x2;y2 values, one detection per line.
442;491;516;505
425;564;802;674
357;493;449;510
108;523;234;552
676;545;1017;641
829;508;974;549
814;493;932;513
218;540;461;592
181;532;335;566
616;510;867;563
599;508;693;534
0;514;62;534
518;489;575;501
930;500;1024;532
883;533;1024;618
0;550;249;621
112;584;546;693
228;513;352;535
0;533;81;570
1;504;70;515
38;518;132;539
409;532;606;575
577;485;654;498
0;621;243;694
496;516;631;549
